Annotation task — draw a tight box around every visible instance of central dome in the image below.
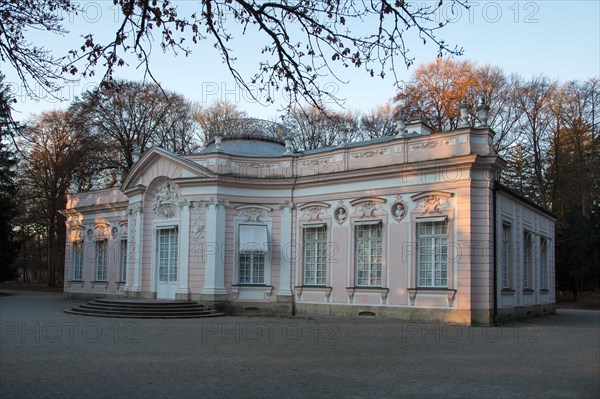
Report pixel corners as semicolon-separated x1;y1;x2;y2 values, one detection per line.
199;118;291;157
206;118;288;146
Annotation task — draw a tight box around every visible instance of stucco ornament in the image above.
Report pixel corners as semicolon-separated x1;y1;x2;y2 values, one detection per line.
72;226;83;241
421;195;442;214
358;201;377;218
192;201;207;258
95;223;109;239
304;206;323;222
152;181;181;219
111;226;119;240
243;207;263;222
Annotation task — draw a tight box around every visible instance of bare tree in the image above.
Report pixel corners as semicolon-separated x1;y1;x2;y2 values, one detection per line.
395;58;477;132
17;110;96;286
71;80;200;174
283;105;356;150
2;0;467;105
358;104;395;140
193;100;248;145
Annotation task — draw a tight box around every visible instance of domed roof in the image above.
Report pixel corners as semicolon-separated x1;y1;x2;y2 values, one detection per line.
200;118;290;157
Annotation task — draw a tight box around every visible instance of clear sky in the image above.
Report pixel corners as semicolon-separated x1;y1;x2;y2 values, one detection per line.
2;0;599;124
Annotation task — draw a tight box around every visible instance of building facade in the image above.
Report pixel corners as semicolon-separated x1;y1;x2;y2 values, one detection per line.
62;119;556;325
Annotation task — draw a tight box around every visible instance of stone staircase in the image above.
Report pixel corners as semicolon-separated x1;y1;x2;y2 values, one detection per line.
65;298;224;319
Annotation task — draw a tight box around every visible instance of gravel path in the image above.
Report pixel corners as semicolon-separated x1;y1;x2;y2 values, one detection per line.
1;291;599;398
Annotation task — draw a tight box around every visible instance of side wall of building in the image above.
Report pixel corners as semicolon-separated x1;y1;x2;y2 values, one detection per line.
495;191;556;321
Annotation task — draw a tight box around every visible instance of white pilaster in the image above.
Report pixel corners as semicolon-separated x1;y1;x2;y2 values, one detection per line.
202;198;228;295
278;201;294;296
176;202;191;295
132;204;143;292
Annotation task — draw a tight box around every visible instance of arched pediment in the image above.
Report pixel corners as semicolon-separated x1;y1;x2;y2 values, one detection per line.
121;147;215;195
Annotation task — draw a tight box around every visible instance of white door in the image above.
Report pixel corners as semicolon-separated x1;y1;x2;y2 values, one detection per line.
156;227;178;299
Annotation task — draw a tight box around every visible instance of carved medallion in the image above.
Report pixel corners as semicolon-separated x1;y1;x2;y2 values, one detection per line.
391;199;407;221
334;201;348;225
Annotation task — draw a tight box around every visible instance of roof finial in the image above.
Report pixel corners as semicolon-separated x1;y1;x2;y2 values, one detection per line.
458;97;471;128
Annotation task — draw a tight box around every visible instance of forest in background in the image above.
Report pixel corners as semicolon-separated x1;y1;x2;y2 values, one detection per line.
1;58;598;297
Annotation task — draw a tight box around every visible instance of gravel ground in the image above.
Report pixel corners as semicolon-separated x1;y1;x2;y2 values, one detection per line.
1;291;599;399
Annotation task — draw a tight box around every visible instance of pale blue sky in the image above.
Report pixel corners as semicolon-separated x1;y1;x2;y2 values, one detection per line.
2;0;599;123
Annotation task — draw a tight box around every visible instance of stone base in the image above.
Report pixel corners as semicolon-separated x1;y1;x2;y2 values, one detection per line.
175;292;191;301
64;292;126;300
294;303;473;324
125;290;157;299
495;303;556;324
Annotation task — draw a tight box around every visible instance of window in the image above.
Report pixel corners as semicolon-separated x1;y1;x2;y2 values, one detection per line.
417;220;448;288
239;253;265;284
158;228;178;283
303;226;327;286
120;239;128;282
355;222;382;287
73;241;83;280
238;224;268;285
502;223;511;289
523;231;533;289
540;236;548;290
95;240;107;281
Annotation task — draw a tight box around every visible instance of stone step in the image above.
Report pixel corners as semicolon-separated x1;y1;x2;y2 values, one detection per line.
65;298;225;319
64;308;224;319
78;304;217;315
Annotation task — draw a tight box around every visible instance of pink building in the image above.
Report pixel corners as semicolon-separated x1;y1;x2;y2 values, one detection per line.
62;118;555;325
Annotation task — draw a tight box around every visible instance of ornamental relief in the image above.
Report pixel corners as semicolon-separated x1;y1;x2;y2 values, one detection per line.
152;181;182;219
296;157;333;167
71;226;83;242
303;206;324;222
409;138;457;151
350;148;389;159
94;223;109;239
192;201;207;259
243;207;263;222
418;195;447;214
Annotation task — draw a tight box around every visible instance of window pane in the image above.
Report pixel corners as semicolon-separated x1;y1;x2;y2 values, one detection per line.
355;223;382;287
304;227;327;286
417;221;448;288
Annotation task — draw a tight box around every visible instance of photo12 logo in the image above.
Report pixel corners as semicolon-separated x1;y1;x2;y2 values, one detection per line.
410;1;541;24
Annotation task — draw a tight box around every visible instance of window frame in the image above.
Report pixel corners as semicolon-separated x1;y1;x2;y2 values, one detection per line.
72;241;83;281
120;238;128;283
539;236;548;290
302;225;328;286
354;221;383;287
95;239;108;281
235;223;271;286
157;226;178;283
523;230;533;290
416;219;449;288
501;223;512;289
